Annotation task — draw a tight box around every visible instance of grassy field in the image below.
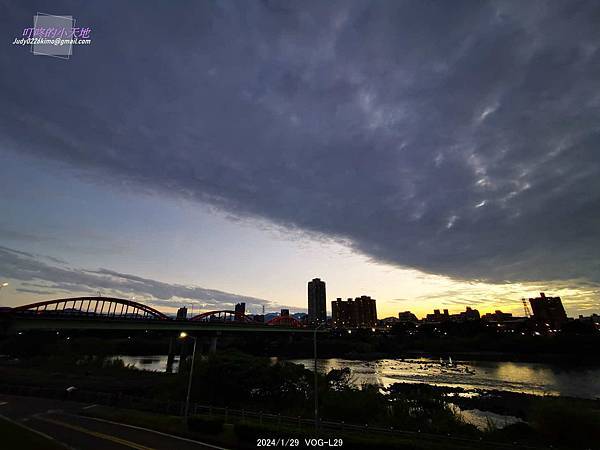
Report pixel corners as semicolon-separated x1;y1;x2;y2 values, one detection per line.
82;405;538;450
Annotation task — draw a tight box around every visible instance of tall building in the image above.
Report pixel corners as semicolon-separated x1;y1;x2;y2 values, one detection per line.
331;295;377;328
332;298;355;328
308;278;327;325
176;307;188;320
234;302;245;322
355;295;377;327
529;292;567;329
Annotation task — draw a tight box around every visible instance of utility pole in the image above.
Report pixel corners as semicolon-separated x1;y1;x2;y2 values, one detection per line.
313;323;325;430
179;332;197;424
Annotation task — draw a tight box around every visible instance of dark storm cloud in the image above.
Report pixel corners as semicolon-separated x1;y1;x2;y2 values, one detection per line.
1;1;600;284
0;246;273;308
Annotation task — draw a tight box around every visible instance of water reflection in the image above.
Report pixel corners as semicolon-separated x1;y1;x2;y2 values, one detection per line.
112;355;180;372
449;404;523;430
288;358;600;399
110;355;600;399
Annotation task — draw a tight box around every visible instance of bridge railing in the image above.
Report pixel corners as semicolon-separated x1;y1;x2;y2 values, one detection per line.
9;297;170;321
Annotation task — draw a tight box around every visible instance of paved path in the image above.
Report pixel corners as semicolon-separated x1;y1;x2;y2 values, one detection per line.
0;394;228;450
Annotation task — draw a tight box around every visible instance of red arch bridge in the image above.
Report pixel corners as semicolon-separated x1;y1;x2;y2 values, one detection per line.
0;297;312;334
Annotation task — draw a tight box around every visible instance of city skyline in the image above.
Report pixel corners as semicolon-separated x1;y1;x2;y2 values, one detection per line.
1;1;600;320
0;261;594;321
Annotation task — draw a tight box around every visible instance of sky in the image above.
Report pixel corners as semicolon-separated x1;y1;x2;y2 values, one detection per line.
1;0;599;319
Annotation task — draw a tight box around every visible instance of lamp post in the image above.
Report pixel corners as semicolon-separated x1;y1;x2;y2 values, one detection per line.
179;331;197;422
313;322;326;430
0;282;8;298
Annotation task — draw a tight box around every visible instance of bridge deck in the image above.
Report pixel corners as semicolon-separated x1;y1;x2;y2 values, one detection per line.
2;317;321;333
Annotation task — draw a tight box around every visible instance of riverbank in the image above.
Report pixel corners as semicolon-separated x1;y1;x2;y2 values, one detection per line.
284;356;600;399
3;330;600;365
271;332;600;364
1;352;599;449
111;354;600;399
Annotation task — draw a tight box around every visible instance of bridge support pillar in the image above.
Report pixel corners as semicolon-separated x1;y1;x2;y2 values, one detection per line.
209;335;218;354
166;336;175;373
178;338;190;373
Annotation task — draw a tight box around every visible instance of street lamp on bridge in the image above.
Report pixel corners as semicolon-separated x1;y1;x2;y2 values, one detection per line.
0;282;8;296
179;331;198;424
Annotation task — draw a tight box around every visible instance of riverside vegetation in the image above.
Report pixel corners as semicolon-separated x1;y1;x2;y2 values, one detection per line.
1;341;599;449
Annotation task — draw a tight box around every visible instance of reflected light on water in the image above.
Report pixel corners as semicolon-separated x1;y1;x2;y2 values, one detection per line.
110;355;600;399
492;362;555;389
289;358;600;399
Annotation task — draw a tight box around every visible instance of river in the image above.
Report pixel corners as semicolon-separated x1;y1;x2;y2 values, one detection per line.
112;355;600;399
